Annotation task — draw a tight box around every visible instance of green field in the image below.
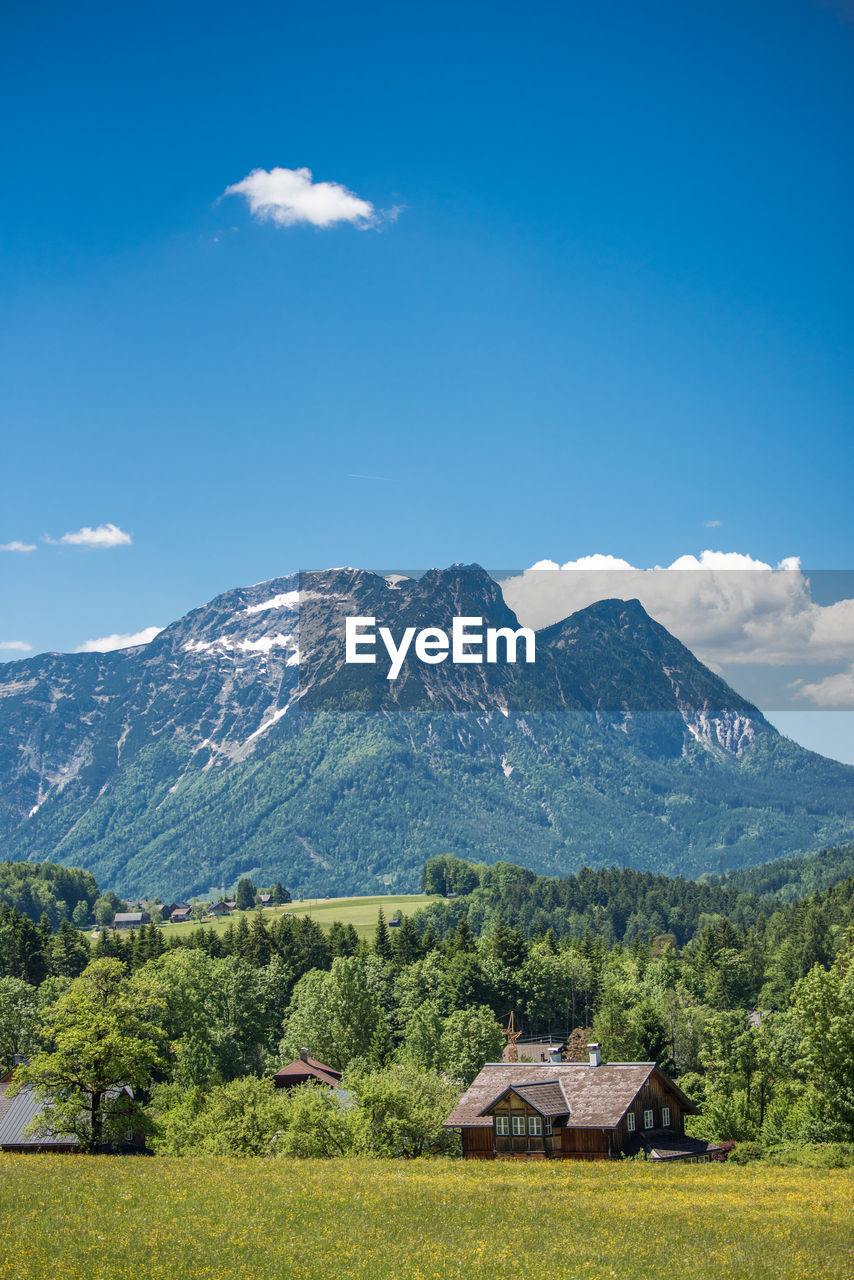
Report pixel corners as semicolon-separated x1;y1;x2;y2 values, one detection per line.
149;893;437;941
0;1156;851;1280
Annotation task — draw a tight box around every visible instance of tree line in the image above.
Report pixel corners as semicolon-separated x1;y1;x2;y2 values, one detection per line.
1;857;852;1159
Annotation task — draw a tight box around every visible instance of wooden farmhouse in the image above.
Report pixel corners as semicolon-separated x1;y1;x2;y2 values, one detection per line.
444;1044;722;1162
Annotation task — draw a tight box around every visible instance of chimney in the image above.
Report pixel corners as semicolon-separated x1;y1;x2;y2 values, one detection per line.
587;1043;601;1068
299;1048;310;1062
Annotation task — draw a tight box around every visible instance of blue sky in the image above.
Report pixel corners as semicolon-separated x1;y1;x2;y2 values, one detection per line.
1;0;853;755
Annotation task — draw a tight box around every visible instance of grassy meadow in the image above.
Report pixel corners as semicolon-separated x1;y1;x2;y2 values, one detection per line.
1;1156;851;1280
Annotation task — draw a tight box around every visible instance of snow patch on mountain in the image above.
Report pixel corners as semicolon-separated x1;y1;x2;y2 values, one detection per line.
237;634;295;654
183;634;296;656
245;591;300;615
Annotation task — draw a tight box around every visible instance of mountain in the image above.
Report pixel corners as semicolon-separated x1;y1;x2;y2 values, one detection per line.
1;565;853;898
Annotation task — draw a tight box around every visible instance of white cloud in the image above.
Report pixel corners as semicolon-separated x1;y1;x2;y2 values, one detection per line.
704;520;722;529
76;626;163;653
0;541;37;553
796;668;854;709
531;554;635;572
223;166;378;229
500;552;854;674
50;523;132;549
0;640;33;652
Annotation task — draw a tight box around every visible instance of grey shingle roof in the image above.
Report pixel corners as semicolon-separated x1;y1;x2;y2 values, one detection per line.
446;1062;663;1129
0;1085;77;1149
510;1082;570;1116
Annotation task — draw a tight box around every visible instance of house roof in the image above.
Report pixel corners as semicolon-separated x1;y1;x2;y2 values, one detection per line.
0;1075;15;1128
273;1056;342;1088
114;912;146;924
0;1081;135;1151
445;1062;696;1130
0;1084;77;1150
623;1131;724;1161
478;1081;569;1118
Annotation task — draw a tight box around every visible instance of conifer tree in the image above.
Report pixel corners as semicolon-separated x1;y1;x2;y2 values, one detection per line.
236;878;256;912
245;912;272;968
373;908;392;960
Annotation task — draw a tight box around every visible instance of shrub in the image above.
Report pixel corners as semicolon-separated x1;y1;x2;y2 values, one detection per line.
729;1142;764;1164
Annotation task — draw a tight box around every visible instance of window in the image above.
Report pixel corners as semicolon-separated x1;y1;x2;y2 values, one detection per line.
528;1115;542;1136
662;1107;671;1128
126;1128;134;1142
643;1109;654;1129
544;1118;553;1136
494;1116;509;1136
511;1115;526;1136
626;1112;636;1132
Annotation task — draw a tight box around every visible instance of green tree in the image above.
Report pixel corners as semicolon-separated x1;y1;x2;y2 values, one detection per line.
348;1063;460;1157
369;1016;395;1069
93;893;125;927
150;1076;292;1156
275;1081;355;1156
11;958;165;1152
72;901;91;929
373;908;392;960
244;912;272;967
401;999;445;1071
50;920;91;979
391;915;422;966
280;956;382;1071
791;938;854;1139
236;878;256;912
439;1004;504;1085
0;976;40;1072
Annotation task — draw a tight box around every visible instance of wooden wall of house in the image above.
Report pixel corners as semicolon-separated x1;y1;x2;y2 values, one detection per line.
559;1126;610;1158
613;1073;686;1153
461;1127;495;1159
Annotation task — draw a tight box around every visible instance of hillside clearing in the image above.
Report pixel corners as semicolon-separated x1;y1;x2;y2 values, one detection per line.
152;893;437;940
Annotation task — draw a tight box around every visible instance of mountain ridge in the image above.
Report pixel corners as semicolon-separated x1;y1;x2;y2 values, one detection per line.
1;565;852;897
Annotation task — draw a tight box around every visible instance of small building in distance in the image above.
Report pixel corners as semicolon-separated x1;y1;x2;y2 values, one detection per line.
258;893;273;907
170;906;192;924
208;902;231;917
445;1044;722;1163
273;1049;342;1091
113;911;149;930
